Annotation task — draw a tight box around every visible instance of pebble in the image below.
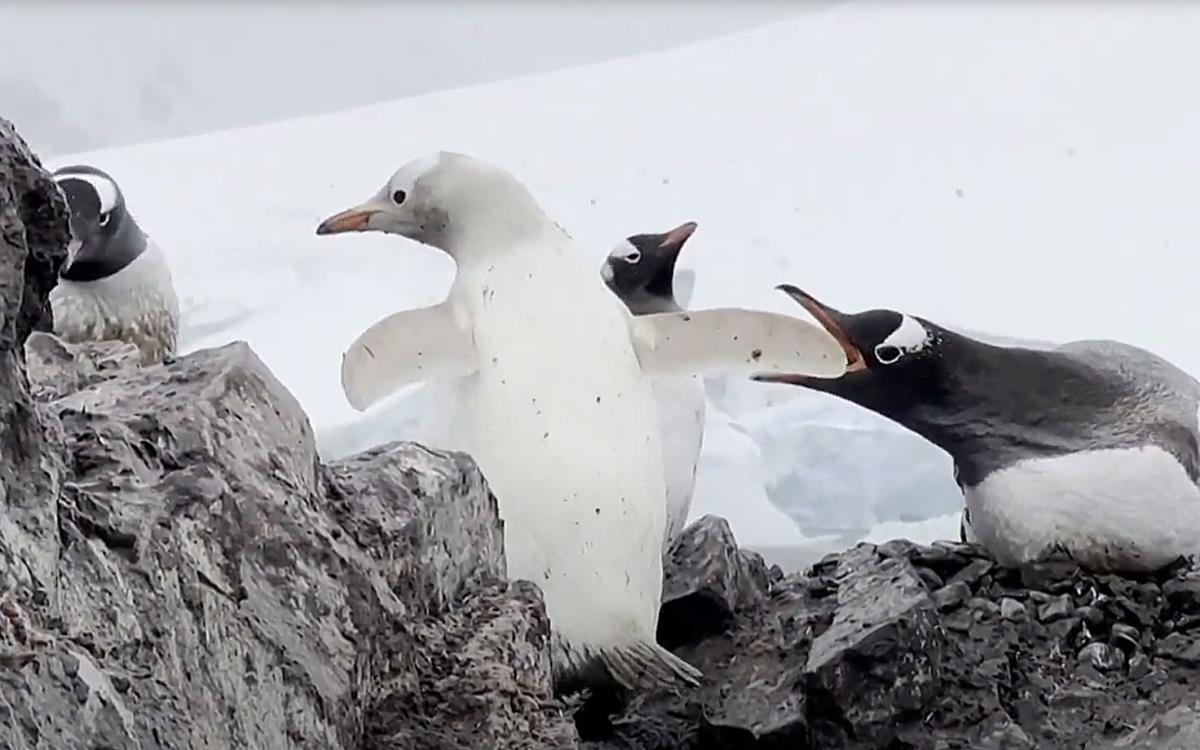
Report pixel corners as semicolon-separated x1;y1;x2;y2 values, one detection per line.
917;567;944;591
934;581;971;612
1000;598;1027;622
1078;642;1125;673
947;559;994;589
1075;605;1104;628
1038;595;1074;623
1109;623;1140;654
970;598;1002;617
1157;632;1200;667
1127;653;1152;680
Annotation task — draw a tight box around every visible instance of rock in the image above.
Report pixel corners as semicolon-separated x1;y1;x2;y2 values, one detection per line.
946;558;994;589
0;116;71;607
1095;701;1200;749
1001;597;1028;621
1078;643;1126;673
365;581;577;749
1157;633;1200;667
24;332;142;402
584;531;1200;749
1163;573;1200;612
934;581;972;612
804;546;942;744
657;515;768;649
1110;624;1141;654
1128;654;1152;680
1039;594;1075;623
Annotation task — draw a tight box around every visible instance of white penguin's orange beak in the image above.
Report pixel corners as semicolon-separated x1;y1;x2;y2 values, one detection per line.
315;205;379;235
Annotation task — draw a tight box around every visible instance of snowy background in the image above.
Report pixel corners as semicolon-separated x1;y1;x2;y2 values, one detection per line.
11;1;1200;569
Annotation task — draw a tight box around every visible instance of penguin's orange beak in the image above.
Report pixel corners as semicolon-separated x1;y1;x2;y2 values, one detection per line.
753;285;866;385
316;207;379;235
659;221;697;252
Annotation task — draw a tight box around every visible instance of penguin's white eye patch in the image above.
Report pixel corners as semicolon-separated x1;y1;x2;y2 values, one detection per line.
874;344;902;364
624;249;641;263
878;314;931;360
98;212;111;227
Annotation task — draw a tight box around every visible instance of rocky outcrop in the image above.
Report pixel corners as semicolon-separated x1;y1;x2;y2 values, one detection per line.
582;531;1200;749
0;119;573;750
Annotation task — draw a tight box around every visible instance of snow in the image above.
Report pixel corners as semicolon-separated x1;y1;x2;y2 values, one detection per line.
47;2;1200;566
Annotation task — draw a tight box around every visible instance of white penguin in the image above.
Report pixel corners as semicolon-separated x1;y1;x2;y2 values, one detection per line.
602;221;705;554
50;165;180;365
315;152;846;691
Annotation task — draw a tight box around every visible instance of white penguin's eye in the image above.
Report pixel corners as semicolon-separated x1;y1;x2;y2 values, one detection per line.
391;189;407;205
623;249;641;263
874;344;903;365
98;212;111;227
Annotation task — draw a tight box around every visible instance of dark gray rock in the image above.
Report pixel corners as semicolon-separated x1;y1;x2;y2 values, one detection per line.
583;535;1200;750
804;545;942;744
1001;597;1028;621
1039;594;1075;623
1093;701;1200;749
0;115;70;622
658;515;769;649
1079;642;1126;673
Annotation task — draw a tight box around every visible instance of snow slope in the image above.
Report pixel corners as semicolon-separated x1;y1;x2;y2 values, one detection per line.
48;2;1200;565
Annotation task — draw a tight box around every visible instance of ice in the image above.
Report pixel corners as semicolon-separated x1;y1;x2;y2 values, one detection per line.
47;2;1200;554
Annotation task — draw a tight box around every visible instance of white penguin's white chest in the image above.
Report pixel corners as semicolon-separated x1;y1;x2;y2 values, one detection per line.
446;251;669;648
964;445;1200;572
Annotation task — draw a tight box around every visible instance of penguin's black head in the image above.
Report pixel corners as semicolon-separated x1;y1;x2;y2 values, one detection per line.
52;165;144;282
753;284;947;416
601;221;696;314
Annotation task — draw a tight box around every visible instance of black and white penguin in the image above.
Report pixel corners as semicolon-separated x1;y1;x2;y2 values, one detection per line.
755;284;1200;573
50;165;180;365
602;221;705;554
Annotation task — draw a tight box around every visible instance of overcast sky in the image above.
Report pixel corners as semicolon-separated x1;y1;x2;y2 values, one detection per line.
2;1;839;156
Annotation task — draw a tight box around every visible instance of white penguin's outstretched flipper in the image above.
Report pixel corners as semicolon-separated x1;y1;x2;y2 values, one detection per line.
629;308;847;379
597;640;702;690
341;302;477;411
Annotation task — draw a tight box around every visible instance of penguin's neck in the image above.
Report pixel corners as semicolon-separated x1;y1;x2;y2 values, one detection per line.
620;289;681;316
897;338;1126;486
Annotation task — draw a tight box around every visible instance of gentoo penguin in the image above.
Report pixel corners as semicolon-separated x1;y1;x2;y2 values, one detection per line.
314;152;846;692
49;165;180;365
755;284;1200;574
602;221;705;553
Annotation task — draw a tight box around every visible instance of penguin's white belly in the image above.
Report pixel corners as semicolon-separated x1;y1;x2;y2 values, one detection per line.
50;244;180;365
651;376;705;551
964;445;1200;572
447;268;668;658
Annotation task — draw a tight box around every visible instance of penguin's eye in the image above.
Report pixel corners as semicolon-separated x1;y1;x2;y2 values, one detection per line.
874;344;903;365
623;249;641;263
391;189;407;205
98;212;111;227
